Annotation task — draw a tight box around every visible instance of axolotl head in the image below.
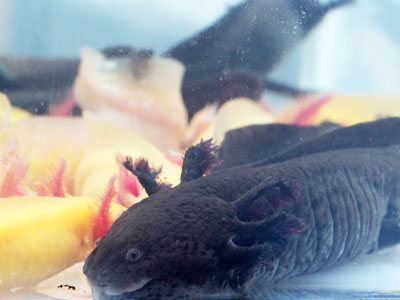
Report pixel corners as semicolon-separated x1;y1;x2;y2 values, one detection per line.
84;183;239;300
83;174;303;300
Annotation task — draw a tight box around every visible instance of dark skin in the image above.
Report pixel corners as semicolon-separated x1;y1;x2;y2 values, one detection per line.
167;0;355;119
84;118;400;300
218;121;339;169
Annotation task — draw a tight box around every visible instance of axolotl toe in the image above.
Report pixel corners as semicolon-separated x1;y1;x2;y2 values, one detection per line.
84;118;400;299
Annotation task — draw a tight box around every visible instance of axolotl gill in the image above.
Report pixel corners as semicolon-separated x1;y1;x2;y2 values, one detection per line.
83;118;400;299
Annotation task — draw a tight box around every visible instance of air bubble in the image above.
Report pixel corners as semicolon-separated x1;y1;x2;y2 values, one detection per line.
102;60;117;71
84;235;90;244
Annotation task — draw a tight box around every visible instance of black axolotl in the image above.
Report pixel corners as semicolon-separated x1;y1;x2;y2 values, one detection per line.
168;0;355;119
84;118;400;300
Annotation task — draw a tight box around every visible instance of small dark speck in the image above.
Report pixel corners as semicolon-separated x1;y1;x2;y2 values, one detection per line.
57;284;76;290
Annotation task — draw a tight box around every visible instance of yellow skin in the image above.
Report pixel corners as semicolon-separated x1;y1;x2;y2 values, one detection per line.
0;93;179;291
0;94;11;130
10;106;31;123
75;148;181;203
73;119;181;199
0;91;31;123
3;115;181;197
276;94;400;126
185;98;273;146
311;95;400;125
212;98;273;144
74;47;188;152
0;196;125;289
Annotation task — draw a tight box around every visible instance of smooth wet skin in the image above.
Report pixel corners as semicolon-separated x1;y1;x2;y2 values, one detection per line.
84;118;400;299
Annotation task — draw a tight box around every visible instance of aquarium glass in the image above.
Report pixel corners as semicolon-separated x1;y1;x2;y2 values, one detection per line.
0;1;399;299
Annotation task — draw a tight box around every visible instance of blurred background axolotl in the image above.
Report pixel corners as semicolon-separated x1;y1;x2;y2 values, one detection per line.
0;93;182;294
0;0;355;152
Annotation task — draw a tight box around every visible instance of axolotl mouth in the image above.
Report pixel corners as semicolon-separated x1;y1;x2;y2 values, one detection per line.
88;278;240;300
82;183;250;300
89;278;153;300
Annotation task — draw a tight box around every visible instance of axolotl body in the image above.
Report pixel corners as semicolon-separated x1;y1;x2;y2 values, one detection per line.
84;118;400;299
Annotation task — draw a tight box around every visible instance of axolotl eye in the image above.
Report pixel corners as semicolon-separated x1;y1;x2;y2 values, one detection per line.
125;248;142;262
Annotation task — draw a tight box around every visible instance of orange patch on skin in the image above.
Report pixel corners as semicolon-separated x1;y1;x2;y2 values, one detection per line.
291;95;333;125
259;100;274;113
48;158;67;197
33;158;68;197
165;150;184;167
48;91;76;116
115;153;140;207
33;181;51;196
0;140;29;197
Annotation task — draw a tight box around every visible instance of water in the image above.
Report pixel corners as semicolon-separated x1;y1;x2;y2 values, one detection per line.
1;1;400;299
